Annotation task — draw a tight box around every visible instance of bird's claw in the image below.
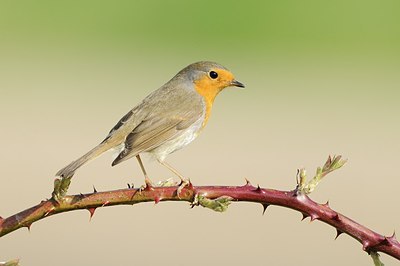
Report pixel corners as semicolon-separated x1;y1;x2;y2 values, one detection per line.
52;176;72;202
176;179;190;198
138;178;154;194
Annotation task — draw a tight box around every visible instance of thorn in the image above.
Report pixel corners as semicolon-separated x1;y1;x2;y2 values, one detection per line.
80;193;86;198
154;196;161;204
254;185;264;194
331;212;340;221
190;200;201;209
127;183;131;189
244;178;252;186
301;213;309;221
335;229;343;240
310;214;319;222
26;223;32;232
102;201;110;207
380;236;392;247
144;183;154;191
44;207;55;217
388;231;397;242
93;185;98;193
322;200;330;208
88;207;97;220
261;203;269;215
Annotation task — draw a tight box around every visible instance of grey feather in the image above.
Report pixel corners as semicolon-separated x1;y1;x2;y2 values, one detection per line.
111;88;204;166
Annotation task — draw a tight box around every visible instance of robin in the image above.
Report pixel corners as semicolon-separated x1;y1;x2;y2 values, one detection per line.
56;61;245;193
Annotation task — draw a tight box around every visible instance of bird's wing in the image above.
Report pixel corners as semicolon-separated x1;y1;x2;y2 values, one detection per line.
111;104;203;166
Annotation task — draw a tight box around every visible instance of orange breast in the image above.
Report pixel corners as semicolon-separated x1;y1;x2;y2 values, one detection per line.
194;78;223;128
193;69;234;128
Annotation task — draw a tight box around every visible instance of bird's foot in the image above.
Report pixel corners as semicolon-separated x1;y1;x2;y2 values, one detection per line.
52;176;72;203
139;176;155;193
177;178;190;198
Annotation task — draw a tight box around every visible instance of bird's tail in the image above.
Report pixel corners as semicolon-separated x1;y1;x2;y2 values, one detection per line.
56;143;111;178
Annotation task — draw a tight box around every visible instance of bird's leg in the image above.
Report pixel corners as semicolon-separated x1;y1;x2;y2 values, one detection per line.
136;155;153;189
158;159;189;197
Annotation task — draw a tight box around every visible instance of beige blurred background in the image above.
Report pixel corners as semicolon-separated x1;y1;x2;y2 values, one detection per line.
1;1;399;265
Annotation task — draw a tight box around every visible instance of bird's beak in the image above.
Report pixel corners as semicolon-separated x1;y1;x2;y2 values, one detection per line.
230;79;245;88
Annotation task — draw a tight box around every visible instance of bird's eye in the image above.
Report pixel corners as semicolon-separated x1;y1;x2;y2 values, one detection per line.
209;71;218;79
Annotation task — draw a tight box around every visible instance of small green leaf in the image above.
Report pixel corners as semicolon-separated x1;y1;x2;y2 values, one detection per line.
0;259;20;266
298;155;347;195
297;168;307;187
371;251;385;266
156;178;178;187
196;195;233;212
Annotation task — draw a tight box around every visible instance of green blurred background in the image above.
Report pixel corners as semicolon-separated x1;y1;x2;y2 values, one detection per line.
1;1;399;265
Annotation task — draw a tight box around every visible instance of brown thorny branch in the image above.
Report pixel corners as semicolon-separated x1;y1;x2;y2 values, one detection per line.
0;156;398;264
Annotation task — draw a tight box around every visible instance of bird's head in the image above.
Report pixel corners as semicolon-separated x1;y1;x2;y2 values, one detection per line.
178;61;245;103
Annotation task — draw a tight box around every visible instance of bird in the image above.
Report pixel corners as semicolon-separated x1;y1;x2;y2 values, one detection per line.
56;61;245;193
